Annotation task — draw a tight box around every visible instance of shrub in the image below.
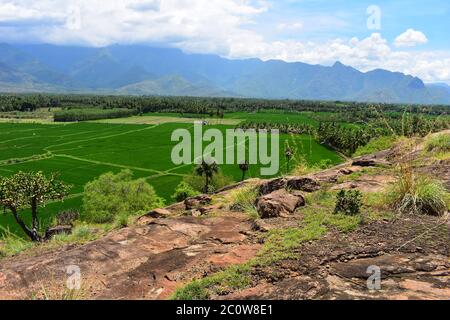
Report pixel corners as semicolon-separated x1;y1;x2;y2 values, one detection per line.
183;172;234;194
334;190;363;216
82;170;165;223
172;181;200;202
387;174;448;216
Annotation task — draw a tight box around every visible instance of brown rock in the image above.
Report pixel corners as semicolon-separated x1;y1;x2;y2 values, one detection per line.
287;177;320;192
256;189;305;219
352;157;388;167
259;178;287;195
184;195;213;210
339;168;354;175
148;208;172;218
137;208;172;225
252;219;275;232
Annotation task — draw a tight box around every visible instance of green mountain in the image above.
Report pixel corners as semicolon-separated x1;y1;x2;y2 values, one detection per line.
0;43;449;104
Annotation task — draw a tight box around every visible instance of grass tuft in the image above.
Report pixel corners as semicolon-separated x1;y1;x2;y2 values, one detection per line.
0;226;34;257
386;173;449;216
227;185;259;219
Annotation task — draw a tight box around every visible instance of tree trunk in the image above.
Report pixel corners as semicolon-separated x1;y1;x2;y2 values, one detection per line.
30;198;41;242
10;207;40;242
204;176;209;194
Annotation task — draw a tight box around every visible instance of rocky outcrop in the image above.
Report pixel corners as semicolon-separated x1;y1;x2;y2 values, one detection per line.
287;177;321;193
259;178;287;195
184;195;212;210
256;190;305;219
137;208;173;225
0;216;258;300
352;155;390;167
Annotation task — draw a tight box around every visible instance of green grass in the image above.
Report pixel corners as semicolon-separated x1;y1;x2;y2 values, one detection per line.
386;174;449;216
354;135;399;157
424;133;450;160
0;226;34;257
226;185;259;219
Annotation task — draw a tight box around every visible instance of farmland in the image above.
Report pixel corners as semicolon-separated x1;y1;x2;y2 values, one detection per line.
0;117;343;236
1;94;449;238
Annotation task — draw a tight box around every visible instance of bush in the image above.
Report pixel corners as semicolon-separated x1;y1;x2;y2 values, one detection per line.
82;170;165;223
387;174;448;216
183;172;234;194
334;190;363;216
172;181;200;202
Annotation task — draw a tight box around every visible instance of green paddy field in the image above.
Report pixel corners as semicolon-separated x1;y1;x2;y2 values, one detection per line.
0;112;343;236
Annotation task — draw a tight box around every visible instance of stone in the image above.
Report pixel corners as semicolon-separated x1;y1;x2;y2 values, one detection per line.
352;157;388;167
184;195;213;210
256;189;305;219
251;219;274;232
147;208;172;218
137;208;172;225
287;177;320;192
339;168;354;175
259;178;287;195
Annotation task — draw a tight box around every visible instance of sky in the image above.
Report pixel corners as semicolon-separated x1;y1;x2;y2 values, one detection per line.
0;0;449;83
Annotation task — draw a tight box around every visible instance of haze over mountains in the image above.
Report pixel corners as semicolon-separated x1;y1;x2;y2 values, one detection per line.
0;43;449;105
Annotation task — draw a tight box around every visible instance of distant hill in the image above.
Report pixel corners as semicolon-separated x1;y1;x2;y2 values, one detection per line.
0;43;449;104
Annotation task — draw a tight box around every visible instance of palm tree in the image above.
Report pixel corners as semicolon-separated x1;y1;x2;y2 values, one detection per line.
239;161;250;181
195;161;219;193
285;145;294;174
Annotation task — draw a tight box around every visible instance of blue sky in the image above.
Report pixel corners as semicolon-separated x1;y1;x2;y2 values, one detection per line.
0;0;449;83
259;0;449;50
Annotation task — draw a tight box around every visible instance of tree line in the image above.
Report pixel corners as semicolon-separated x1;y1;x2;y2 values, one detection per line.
1;93;449;116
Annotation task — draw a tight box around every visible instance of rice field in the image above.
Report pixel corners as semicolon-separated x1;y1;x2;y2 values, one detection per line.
0;114;343;236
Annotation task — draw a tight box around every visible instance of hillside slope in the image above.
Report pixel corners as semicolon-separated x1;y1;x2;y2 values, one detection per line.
0;132;448;300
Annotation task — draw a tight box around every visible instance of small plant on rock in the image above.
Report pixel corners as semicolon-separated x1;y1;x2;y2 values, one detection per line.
334;189;363;216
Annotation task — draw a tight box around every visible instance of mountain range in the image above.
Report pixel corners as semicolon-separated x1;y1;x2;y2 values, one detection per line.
0;43;449;105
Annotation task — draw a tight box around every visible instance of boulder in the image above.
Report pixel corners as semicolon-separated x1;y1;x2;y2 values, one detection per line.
287;177;320;192
259;178;287;195
184;195;213;210
45;225;73;240
352;157;388;167
256;189;305;219
339;168;354;175
251;219;275;232
146;208;172;218
137;208;173;225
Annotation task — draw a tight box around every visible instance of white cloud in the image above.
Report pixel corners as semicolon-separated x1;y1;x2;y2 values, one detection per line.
277;21;303;31
0;1;449;83
394;29;428;47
